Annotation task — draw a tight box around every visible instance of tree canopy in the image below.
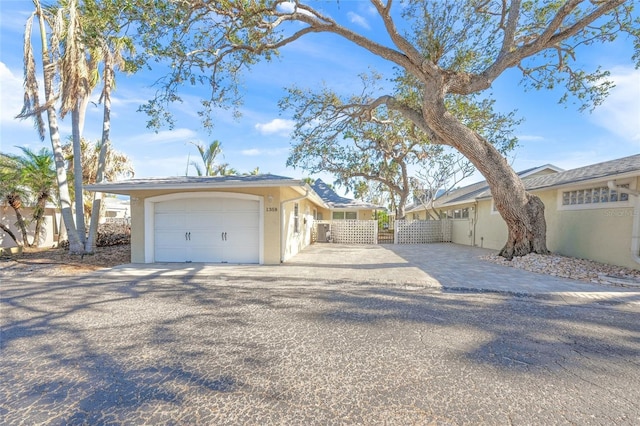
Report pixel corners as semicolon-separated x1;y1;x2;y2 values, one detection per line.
127;0;639;258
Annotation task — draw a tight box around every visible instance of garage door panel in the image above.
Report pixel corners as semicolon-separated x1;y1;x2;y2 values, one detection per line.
189;249;223;263
188;212;225;229
224;251;258;264
189;198;224;211
155;230;188;246
155;247;188;263
155;213;186;229
225;198;258;211
154;196;260;263
155;200;186;213
227;228;259;243
189;232;223;248
226;211;259;226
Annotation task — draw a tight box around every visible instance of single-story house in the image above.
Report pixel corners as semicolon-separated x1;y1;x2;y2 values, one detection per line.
1;198;130;249
310;179;380;221
0;203;61;249
86;174;380;265
406;154;640;269
102;197;131;224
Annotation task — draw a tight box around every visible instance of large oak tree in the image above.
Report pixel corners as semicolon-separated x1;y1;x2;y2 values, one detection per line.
133;0;639;258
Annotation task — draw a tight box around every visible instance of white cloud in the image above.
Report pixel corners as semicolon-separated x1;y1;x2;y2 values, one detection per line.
125;128;199;145
347;12;370;30
0;62;31;128
255;118;295;135
130;154;191;178
591;67;640;143
277;2;295;13
276;1;315;17
241;147;289;156
241;148;262;156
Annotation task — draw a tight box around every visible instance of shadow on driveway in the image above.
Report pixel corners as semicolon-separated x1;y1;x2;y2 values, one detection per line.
2;244;640;424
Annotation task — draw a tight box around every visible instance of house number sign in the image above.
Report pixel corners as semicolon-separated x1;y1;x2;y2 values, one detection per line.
266;207;278;212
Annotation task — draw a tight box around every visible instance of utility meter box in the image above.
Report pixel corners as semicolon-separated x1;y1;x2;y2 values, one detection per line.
317;223;331;242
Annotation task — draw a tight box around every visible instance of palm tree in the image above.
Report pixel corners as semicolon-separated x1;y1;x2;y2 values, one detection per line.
19;0;137;254
18;0;84;253
214;163;238;176
0;147;56;247
62;138;134;221
189;140;223;176
0;154;29;246
16;147;57;246
58;0;97;246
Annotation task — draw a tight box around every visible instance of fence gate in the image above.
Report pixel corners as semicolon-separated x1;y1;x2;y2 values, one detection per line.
377;215;394;244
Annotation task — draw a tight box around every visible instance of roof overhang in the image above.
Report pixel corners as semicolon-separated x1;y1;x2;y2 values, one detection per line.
527;169;640;193
85;177;308;196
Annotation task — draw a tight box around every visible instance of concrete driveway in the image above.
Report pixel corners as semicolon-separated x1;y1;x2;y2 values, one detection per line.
112;243;640;304
2;243;640;424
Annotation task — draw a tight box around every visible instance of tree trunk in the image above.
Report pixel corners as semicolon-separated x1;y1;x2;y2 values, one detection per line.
72;106;86;245
7;197;30;247
36;1;84;254
32;197;48;247
86;54;113;253
421;95;548;259
397;190;408;220
0;224;20;247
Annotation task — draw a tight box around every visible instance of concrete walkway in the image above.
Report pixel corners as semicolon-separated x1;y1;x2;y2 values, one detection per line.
108;243;640;306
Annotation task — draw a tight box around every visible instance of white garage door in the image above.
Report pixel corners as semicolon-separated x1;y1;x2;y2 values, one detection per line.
154;197;260;263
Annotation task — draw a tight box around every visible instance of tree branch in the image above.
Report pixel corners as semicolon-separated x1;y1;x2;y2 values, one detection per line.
455;0;627;94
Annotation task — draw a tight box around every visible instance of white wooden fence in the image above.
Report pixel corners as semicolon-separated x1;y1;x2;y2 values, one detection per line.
313;219;452;245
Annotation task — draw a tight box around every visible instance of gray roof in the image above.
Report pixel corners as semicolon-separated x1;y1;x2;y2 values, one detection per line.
432;164;558;208
522;154;640;191
434;154;640;208
85;174;304;195
310;179;381;210
85;174;379;210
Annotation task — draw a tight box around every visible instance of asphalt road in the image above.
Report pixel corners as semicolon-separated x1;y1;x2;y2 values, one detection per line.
1;268;639;425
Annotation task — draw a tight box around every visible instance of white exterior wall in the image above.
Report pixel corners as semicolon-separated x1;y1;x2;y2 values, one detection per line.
1;206;59;248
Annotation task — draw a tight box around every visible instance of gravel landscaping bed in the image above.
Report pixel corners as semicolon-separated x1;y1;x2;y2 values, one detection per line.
0;244;131;277
482;252;640;287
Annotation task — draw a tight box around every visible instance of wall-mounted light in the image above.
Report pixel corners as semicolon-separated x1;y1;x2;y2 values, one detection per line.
267;195;274;204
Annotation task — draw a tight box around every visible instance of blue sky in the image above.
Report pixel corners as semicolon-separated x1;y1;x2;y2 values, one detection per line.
1;1;638;195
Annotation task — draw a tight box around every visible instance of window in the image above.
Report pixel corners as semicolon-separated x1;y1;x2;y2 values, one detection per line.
441;208;469;219
294;203;300;233
561;185;629;207
452;208;469;219
332;211;357;220
439;210;453;219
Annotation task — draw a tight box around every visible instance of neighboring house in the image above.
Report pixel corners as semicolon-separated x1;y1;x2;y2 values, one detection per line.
407;154;640;269
1;197;130;249
101;197;131;224
0;203;61;249
310;179;381;221
86;174;381;265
